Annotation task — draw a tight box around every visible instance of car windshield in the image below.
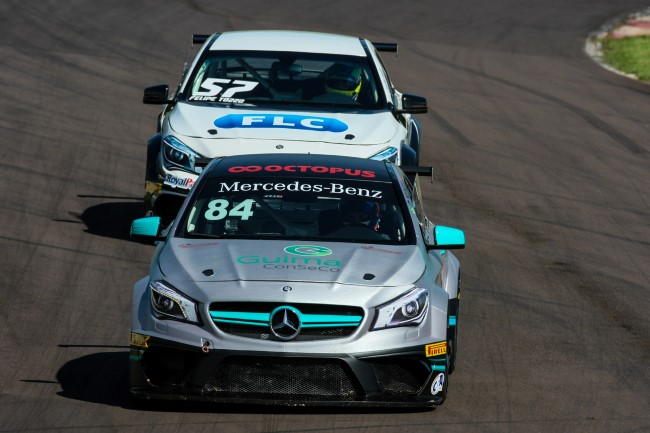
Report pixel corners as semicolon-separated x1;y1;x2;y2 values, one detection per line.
178;175;411;244
181;51;383;109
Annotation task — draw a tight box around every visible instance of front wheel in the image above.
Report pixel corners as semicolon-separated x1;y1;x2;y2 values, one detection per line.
447;296;459;374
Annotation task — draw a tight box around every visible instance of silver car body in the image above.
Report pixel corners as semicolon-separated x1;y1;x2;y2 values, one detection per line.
130;154;463;408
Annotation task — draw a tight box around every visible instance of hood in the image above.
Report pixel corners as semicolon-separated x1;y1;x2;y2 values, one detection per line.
159;239;424;287
166;103;399;156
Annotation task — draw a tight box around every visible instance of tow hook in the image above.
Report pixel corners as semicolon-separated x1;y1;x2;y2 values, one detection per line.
201;340;211;353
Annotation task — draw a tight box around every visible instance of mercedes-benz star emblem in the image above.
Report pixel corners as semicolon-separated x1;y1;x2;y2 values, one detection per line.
269;306;301;341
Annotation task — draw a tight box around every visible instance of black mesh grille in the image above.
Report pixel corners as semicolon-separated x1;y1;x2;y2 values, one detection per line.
210;302;364;341
215;323;356;340
203;356;359;400
369;357;431;395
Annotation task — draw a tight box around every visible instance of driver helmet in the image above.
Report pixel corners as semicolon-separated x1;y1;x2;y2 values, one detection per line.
339;199;381;231
324;64;363;99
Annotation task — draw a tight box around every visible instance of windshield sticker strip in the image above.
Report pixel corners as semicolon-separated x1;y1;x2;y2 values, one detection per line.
227;165;375;178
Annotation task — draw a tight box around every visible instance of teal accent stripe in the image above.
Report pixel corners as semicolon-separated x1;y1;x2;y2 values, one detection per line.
302;323;359;328
302;314;362;326
212;318;269;327
448;315;457;326
210;311;269;326
431;365;446;371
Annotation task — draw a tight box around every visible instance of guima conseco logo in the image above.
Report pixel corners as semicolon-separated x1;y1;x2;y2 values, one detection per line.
284;245;332;257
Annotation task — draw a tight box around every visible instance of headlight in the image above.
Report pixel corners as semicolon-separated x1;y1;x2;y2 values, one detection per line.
369;147;398;163
149;280;200;324
371;287;428;330
162;135;202;173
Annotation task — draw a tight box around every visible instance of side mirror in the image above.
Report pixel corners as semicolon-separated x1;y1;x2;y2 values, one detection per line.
398;93;427;114
131;216;164;241
427;225;465;250
143;84;171;104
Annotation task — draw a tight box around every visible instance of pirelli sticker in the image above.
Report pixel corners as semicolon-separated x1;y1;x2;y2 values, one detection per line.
425;342;447;357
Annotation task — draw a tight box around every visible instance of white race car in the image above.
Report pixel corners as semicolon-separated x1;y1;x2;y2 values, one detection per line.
143;30;428;222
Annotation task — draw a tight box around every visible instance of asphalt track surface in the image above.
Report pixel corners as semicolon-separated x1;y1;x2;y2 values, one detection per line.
1;1;649;432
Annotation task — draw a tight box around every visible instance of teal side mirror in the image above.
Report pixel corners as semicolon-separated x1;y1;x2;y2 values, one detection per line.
432;226;465;249
131;216;162;239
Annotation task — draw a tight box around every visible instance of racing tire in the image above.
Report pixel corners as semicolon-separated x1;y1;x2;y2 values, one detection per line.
447;275;460;374
447;310;458;375
409;117;421;166
400;145;417;166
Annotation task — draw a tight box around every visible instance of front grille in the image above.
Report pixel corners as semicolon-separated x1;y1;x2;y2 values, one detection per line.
369;357;431;395
203;356;360;400
209;302;364;341
215;322;356;340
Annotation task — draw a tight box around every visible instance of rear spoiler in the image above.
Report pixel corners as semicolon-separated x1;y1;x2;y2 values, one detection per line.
192;34;398;54
401;166;434;183
195;157;217;168
372;42;398;54
193;34;210;45
401;166;433;176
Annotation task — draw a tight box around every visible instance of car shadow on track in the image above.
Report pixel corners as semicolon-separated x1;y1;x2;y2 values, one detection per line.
56;352;433;414
56;351;131;408
76;200;145;241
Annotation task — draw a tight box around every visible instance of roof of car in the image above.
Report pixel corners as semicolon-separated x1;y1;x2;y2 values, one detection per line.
208;30;367;57
207;153;393;182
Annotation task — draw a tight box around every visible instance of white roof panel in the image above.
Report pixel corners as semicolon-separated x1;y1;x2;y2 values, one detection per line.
208;30;367;57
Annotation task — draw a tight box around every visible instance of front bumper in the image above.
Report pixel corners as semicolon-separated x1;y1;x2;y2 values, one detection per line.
130;335;449;408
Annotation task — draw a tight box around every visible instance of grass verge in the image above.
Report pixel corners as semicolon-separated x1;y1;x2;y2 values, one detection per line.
600;36;650;81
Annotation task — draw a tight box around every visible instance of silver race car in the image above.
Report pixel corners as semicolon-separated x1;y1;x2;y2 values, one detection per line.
129;153;464;408
142;30;428;222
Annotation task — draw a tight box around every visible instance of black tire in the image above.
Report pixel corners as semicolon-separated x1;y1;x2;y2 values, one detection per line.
447;311;458;375
447;288;460;374
409;117;421;165
400;144;417;166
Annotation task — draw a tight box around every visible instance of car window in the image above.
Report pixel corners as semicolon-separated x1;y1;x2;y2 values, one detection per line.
179;176;411;244
181;51;382;109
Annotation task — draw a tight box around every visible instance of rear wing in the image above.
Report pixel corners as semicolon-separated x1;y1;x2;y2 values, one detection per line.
195;157;217;168
400;166;434;184
193;34;211;45
191;34;398;54
372;42;398;53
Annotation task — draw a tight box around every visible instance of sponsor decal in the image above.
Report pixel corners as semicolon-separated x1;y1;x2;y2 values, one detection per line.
189;78;258;103
431;373;445;395
227;165;375;178
425;341;447;357
217;181;382;198
130;333;149;349
165;173;195;189
178;242;220;249
360;245;402;255
214;113;348;132
284;245;332;257
237;254;341;272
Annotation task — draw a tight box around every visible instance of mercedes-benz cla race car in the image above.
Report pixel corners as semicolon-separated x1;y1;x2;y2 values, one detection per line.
129;153;465;408
142;30;428;222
